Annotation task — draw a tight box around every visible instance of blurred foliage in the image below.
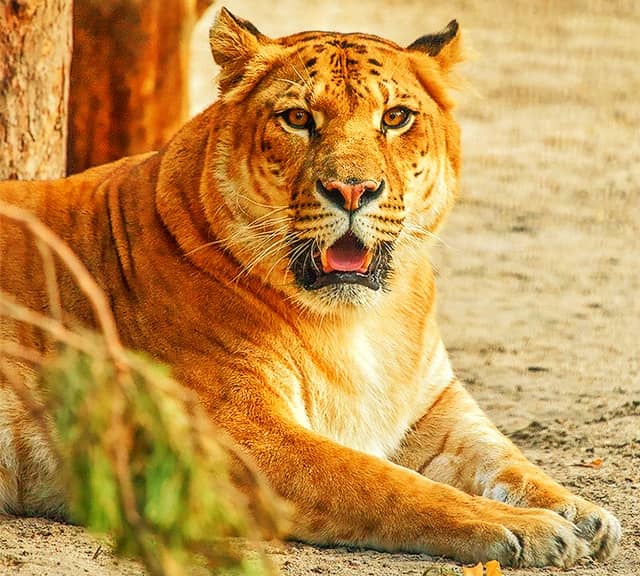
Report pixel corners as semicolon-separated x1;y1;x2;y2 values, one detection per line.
43;336;279;576
0;201;282;576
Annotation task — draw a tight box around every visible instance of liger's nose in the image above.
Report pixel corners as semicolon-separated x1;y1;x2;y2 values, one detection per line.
316;178;385;212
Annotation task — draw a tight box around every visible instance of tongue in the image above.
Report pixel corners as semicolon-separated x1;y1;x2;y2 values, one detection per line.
325;234;369;273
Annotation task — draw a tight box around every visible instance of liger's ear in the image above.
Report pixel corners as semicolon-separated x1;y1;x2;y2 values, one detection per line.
407;20;464;71
209;8;269;92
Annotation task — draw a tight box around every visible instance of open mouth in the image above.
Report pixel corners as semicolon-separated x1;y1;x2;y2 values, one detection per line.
291;232;391;291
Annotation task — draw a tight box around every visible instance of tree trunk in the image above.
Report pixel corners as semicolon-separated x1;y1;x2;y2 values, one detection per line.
0;0;73;180
67;0;214;174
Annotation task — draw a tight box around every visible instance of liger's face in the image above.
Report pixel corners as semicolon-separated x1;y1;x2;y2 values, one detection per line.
211;26;461;313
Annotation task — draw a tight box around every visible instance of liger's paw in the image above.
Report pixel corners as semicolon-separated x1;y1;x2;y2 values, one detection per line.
502;507;590;568
486;468;622;563
451;504;589;568
554;496;621;560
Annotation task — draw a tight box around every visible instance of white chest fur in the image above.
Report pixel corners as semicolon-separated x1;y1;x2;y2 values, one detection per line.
290;323;453;459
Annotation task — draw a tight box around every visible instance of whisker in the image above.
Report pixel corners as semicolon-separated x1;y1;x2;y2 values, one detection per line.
295;52;315;90
402;222;454;250
262;234;300;283
235;193;289;211
231;233;293;283
223;225;292;257
290;61;313;93
184;240;219;257
288;240;313;269
244;210;293;228
239;232;290;259
275;77;306;89
309;238;320;273
184;215;293;258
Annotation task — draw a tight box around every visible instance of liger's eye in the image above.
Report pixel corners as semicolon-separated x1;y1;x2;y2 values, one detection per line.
381;107;412;130
281;108;314;130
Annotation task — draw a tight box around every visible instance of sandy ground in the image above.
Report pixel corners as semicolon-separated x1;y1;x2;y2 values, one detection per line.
1;0;638;574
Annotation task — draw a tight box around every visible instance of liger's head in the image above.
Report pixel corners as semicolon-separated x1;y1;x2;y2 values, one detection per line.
205;9;465;314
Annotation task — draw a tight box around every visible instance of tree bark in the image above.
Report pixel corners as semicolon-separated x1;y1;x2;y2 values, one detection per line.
67;0;214;174
0;0;73;180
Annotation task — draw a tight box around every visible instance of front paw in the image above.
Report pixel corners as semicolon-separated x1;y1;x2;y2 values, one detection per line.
553;496;621;560
487;466;621;562
484;507;590;568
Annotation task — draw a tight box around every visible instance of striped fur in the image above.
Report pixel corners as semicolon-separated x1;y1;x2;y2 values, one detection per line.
0;9;620;567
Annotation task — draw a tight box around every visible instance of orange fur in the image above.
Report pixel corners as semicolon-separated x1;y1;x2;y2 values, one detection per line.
0;9;620;567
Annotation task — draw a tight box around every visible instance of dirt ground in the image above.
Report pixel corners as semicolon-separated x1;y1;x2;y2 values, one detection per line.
1;0;638;574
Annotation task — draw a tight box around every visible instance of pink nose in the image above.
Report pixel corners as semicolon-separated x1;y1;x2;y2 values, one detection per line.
321;179;381;212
